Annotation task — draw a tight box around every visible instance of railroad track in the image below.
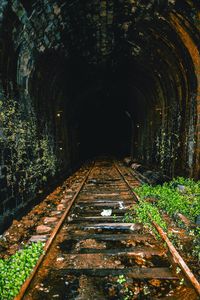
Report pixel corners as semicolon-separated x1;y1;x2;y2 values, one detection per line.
15;159;199;299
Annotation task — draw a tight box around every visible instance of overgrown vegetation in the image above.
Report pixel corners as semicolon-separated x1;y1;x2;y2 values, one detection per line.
134;177;200;222
0;242;44;299
117;275;133;300
124;177;200;260
124;201;167;236
0;99;57;202
192;228;200;262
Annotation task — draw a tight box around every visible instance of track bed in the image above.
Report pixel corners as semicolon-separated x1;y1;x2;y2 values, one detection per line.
16;160;199;300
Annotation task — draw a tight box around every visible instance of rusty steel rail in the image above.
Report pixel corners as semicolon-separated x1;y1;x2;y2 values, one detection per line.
114;162;140;202
14;163;94;300
152;220;200;295
114;161;200;296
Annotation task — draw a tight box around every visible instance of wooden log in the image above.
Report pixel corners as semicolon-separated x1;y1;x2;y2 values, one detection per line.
63;233;154;242
54;267;178;279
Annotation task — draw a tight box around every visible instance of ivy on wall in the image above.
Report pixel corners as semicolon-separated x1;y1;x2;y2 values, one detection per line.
155;128;181;173
0;98;57;204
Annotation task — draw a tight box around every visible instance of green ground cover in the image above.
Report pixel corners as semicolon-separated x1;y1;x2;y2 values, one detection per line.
0;242;44;300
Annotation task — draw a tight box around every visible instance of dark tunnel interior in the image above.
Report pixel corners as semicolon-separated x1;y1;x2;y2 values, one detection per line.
0;0;200;228
31;54;155;162
30;53;149;162
29;33;198;175
78;89;132;159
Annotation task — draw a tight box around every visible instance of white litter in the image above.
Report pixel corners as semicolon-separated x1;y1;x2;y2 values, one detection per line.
101;209;112;216
56;257;64;262
119;201;124;210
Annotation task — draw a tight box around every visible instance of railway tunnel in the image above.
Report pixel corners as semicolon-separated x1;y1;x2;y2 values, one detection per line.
0;0;200;229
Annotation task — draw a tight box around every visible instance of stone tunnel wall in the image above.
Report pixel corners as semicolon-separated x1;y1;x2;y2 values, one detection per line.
0;0;199;230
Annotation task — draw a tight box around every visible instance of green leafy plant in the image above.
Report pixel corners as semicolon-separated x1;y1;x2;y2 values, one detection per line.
0;242;44;300
191;227;200;262
116;275;133;300
113;214;117;222
131;177;200;260
134;178;200;222
117;275;126;284
124;200;167;237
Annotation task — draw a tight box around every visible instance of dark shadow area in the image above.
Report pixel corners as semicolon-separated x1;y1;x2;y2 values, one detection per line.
78;93;131;160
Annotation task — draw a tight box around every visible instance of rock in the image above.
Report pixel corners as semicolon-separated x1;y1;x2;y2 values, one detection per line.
29;235;48;243
142;170;170;185
43;217;57;224
195;215;200;226
12;219;19;226
57;204;66;211
61;199;68;204
149;279;161;287
23;219;35;228
177;185;186;193
36;225;51;234
64;195;72;200
88;179;97;184
56;256;64;262
50;210;62;216
123;157;132;166
65;189;73;193
131;163;141;170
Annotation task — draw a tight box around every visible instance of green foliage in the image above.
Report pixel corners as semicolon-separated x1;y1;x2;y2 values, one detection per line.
191;227;200;262
0;99;57;199
0;242;44;300
134;177;200;222
117;275;126;284
124;200;167;236
169;177;200;195
116;275;133;300
132;177;200;260
134;201;167;231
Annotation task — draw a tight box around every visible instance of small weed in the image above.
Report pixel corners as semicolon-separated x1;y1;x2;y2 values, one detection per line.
191;227;200;262
117;275;126;284
0;242;44;300
113;214;117;221
124;200;167;237
134;178;200;222
179;278;185;285
132;177;200;260
116;275;133;300
176;267;181;274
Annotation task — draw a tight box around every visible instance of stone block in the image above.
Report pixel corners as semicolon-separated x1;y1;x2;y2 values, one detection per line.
36;225;51;234
29;235;48;243
43;217;57;224
57;204;66;211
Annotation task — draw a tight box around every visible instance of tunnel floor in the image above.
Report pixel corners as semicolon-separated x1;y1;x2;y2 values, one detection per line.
1;158;199;300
